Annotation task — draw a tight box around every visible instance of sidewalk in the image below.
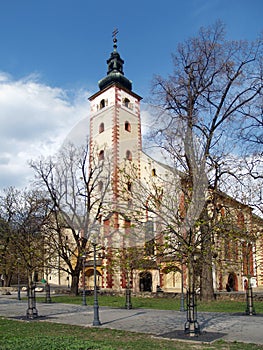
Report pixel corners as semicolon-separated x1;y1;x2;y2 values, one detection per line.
0;294;262;345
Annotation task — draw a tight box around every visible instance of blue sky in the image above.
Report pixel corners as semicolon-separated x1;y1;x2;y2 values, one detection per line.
0;0;262;189
1;0;262;94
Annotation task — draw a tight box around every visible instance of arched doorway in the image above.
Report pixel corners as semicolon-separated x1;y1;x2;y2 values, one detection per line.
227;272;238;291
139;272;152;292
85;269;102;290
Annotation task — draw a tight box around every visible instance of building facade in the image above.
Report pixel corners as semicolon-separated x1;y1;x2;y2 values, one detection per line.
84;35;263;294
48;36;263;295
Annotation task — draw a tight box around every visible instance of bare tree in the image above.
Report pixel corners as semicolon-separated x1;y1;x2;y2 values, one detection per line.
236;92;263;216
0;187;51;317
0;187;50;285
0;190;18;287
145;21;263;301
31;142;112;295
239;91;263;148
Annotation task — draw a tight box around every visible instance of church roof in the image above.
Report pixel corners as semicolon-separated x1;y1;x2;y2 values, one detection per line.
98;31;133;92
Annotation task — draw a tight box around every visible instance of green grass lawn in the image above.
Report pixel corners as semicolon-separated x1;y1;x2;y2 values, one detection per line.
3;294;262;349
36;293;263;314
0;317;263;350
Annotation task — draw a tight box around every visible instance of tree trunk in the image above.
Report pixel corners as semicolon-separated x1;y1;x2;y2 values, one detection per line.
200;211;214;301
1;273;12;287
70;272;80;296
6;273;12;287
200;251;214;301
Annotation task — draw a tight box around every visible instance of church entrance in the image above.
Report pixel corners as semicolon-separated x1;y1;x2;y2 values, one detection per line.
227;272;238;291
139;272;152;292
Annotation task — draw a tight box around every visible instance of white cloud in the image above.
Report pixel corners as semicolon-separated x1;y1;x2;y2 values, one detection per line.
0;72;90;189
0;74;163;191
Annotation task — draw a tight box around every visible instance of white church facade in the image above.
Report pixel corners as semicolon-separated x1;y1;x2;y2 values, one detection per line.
50;35;263;295
87;35;182;293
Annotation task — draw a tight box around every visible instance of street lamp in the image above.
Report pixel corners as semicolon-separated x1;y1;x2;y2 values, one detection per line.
45;281;51;303
180;258;185;312
82;252;87;306
92;238;101;326
17;257;21;301
67;270;70;288
125;273;132;310
184;251;200;336
245;240;256;315
26;277;38;319
178;242;185;312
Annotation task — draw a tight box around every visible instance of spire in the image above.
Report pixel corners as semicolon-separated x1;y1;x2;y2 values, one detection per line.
98;29;132;91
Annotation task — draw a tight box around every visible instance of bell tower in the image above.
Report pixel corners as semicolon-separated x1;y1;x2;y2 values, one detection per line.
88;31;143;207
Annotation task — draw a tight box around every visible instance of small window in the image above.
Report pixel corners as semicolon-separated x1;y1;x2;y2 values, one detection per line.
127;182;132;192
100;99;105;109
99;150;104;161
99;99;108;109
125;121;131;132
99;122;104;133
98;181;103;191
126;150;132;161
152;169;156;176
123;98;133;110
123;97;130;107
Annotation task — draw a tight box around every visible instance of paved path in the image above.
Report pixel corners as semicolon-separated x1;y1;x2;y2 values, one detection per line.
0;294;262;345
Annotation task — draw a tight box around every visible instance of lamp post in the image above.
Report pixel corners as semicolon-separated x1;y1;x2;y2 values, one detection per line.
245;241;255;315
180;257;185;312
45;281;51;303
82;252;87;306
92;239;101;326
184;253;200;336
178;242;185;312
26;277;38;319
17;257;21;301
67;270;70;288
26;251;38;319
125;272;132;310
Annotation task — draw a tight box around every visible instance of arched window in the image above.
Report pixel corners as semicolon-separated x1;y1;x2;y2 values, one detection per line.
126;150;132;161
152;169;156;176
125;121;131;132
123;97;130;108
99;150;104;161
100;99;105;109
99;122;104;133
100;98;109;109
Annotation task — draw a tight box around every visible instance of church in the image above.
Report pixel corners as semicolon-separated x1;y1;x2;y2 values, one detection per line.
54;34;263;296
87;33;173;293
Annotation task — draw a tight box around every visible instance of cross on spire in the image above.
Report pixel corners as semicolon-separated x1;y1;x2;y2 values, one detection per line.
112;28;118;51
112;28;119;42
